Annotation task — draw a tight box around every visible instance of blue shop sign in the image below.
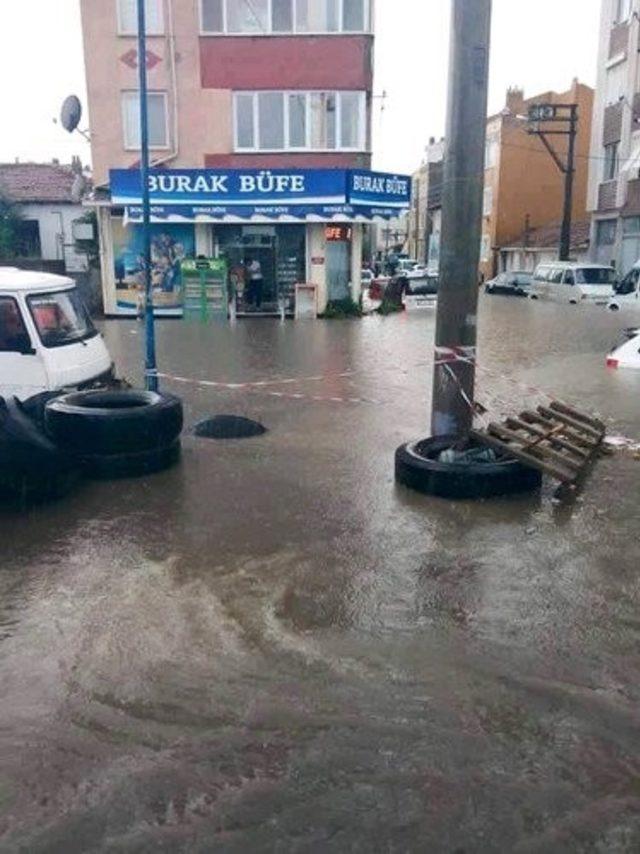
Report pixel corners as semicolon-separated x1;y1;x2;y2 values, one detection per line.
349;170;411;208
110;167;411;213
111;168;348;207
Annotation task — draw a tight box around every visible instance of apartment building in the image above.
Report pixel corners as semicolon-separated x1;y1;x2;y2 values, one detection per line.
423;84;593;279
80;0;410;316
588;0;640;272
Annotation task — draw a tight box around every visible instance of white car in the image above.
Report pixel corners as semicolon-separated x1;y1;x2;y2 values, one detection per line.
608;264;640;311
606;327;640;369
529;262;616;304
0;267;113;401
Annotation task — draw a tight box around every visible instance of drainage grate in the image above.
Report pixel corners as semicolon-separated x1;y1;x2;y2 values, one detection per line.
194;415;267;440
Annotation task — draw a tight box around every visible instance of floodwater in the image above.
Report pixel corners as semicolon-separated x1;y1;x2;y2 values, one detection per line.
2;296;640;852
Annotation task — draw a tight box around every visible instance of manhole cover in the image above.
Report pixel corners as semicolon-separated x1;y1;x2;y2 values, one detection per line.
194;415;267;440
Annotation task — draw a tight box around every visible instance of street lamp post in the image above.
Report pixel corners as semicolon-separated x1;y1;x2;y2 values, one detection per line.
137;0;159;392
430;0;492;438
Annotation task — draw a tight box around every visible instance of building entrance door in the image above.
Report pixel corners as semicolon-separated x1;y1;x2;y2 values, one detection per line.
325;226;352;302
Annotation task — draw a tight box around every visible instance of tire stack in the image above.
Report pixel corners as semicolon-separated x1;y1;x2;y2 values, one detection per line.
45;390;183;479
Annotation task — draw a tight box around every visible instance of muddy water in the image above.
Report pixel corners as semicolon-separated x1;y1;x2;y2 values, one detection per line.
2;297;640;852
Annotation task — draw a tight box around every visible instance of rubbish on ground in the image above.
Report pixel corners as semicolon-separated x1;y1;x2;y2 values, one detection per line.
606;327;640;369
438;446;497;464
471;400;605;485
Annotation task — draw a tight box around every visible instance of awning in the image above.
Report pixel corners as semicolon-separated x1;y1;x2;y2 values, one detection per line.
123;203;404;225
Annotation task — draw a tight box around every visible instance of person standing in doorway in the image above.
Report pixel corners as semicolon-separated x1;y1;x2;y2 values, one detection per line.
247;257;263;309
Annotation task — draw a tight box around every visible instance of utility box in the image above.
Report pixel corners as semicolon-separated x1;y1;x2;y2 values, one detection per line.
181;258;228;322
294;283;317;319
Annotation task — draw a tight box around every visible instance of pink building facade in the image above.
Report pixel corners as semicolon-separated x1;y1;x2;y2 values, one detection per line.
80;0;408;316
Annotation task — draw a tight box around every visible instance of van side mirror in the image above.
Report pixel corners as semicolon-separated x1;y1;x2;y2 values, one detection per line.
15;334;36;355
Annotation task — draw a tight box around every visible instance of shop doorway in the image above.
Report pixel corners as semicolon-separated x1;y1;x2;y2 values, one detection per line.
325;226;352;303
215;225;306;316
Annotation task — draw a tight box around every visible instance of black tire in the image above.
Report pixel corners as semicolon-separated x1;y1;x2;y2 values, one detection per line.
45;390;183;456
609;303;620;311
395;436;542;499
82;440;181;480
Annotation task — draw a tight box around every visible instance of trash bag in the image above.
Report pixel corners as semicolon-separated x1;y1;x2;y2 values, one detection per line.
0;397;80;505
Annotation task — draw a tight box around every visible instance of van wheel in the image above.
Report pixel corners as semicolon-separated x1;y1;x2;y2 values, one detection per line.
45;390;183;457
569;299;577;305
609;304;620;311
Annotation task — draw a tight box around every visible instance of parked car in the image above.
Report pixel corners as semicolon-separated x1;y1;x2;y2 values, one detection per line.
529;262;616;304
606;327;640;369
485;271;532;296
608;262;640;311
0;267;113;401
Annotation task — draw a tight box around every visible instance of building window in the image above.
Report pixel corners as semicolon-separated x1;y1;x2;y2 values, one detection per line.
480;234;490;261
596;219;617;245
234;91;365;151
622;216;640;235
485;136;498;170
200;0;370;34
483;186;493;216
117;0;164;35
603;142;620;181
614;0;632;23
122;91;169;149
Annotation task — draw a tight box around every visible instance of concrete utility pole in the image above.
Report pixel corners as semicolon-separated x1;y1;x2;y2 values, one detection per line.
431;0;492;437
137;0;158;391
527;102;578;262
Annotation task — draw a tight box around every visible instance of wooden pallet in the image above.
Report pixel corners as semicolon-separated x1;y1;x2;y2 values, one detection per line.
470;401;606;484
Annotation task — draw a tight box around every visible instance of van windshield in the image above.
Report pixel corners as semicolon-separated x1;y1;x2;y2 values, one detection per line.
575;268;617;286
27;289;97;348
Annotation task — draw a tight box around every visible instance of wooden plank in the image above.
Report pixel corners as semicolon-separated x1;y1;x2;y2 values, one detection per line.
471;429;577;483
520;411;596;449
548;400;605;432
505;417;590;459
488;423;582;473
537;406;603;441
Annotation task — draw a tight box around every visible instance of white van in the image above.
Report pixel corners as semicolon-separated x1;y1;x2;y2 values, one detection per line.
529;262;616;304
0;268;113;401
608;262;640;311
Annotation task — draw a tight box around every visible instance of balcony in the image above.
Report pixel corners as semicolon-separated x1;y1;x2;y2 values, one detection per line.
598;180;618;211
609;22;629;59
623;178;640;214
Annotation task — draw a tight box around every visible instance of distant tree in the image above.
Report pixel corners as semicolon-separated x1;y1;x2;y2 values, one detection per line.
0;194;23;259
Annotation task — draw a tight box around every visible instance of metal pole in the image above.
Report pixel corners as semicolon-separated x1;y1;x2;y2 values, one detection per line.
137;0;158;392
559;105;577;262
431;0;492;437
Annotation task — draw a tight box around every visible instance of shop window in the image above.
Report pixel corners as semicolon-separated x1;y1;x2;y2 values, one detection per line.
200;0;370;34
117;0;164;35
234;91;364;151
122;91;169;150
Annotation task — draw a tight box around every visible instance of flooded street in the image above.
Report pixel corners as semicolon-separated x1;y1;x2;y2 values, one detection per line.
2;296;640;852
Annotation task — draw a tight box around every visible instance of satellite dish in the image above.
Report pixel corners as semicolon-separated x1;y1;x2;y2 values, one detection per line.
60;95;83;134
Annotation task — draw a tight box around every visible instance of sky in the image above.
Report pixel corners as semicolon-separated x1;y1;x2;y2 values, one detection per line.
0;0;602;175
